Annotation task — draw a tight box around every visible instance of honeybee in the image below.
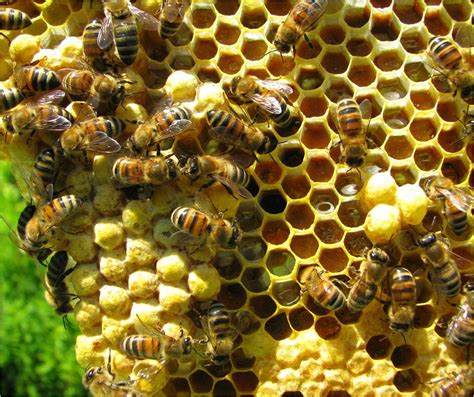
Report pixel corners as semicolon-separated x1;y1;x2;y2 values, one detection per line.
446;282;474;347
159;0;189;39
127;99;192;156
22;195;82;256
98;0;159;66
229;76;294;129
83;364;142;397
303;268;345;311
171;206;242;249
83;18;112;71
33;148;56;187
427;27;474;104
181;155;252;199
273;0;328;54
14;65;61;93
418;233;461;298
60;116;124;155
0;8;31;43
201;300;237;366
432;367;474;397
0;104;72;142
388;267;417;333
332;98;372;169
422;176;473;236
112;156;178;186
0;88;29;113
206;109;278;155
347;248;390;313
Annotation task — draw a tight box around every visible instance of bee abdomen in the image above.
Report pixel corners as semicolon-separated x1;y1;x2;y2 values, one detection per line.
0;88;25;112
120;335;161;359
160;20;181;38
46;251;69;287
114;22;139;65
17;204;36;239
347;282;377;312
34;149;55;185
429;36;462;70
446;315;474;347
270;101;292;128
171;207;209;238
24;67;61;92
0;8;32;30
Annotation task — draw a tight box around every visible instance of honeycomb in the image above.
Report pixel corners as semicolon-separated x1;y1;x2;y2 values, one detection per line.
1;0;473;396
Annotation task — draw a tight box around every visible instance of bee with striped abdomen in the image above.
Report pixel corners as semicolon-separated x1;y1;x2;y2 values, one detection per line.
347;248;390;313
422;176;473;236
419;233;461;298
112;156;178;186
127;98;192;156
15;65;61;93
171;206;242;249
273;0;328;54
0;88;28;113
446;282;474;347
388;267;417;333
427;27;474;104
332;98;372;169
432;366;474;397
303;268;345;311
159;0;189;39
0;8;31;43
60;116;124;155
83;363;143;397
98;0;159;66
230;76;294;129
83;18;113;71
206;109;277;156
33;148;56;188
181;154;252;199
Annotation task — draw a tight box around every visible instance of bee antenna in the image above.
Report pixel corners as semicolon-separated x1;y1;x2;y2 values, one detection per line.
261;49;279;59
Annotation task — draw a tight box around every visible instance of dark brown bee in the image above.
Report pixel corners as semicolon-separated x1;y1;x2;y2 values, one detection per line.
206;109;277;155
389;267;416;333
347;248;390;312
171;206;242;249
181;155;252;199
159;0;189;39
98;0;159;66
333;98;372;169
304;268;345;311
446;282;474;347
60;116;124;155
230;76;294;129
273;0;328;54
427;27;474;104
112;156;178;186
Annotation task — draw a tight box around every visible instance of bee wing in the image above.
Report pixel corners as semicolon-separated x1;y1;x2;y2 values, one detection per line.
149;95;174;116
293;1;325;33
454;25;474;48
161;0;189;22
449;249;474;271
130;5;160;30
329;104;340;132
210;174;253;200
31;113;72;132
259;80;293;97
78;131;121;153
98;14;114;49
158;119;192;140
439;188;472;212
359;99;373;120
247;92;282;115
36;90;66;105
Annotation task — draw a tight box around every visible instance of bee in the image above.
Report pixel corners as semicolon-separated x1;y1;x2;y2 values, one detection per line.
418;233;461;298
206;109;278;155
446;282;474;347
159;0;189;39
83;18;112;71
422;176;473;236
60;116;124;155
83;364;143;397
388;267;417;333
432;367;474;397
127;100;192;156
347;248;390;313
33;148;56;187
112;156;178;186
98;0;159;66
44;250;77;327
0;88;28;113
0;8;31;43
171;206;242;249
0;104;72;142
22;195;82;256
201;300;236;366
229;76;294;129
427;27;474;104
181;154;252;199
303;268;345;311
15;65;61;93
332;98;372;169
273;0;328;54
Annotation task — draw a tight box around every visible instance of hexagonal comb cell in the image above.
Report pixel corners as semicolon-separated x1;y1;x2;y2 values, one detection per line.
346;38;372;56
267;53;296;77
232;372;259;393
348;63;377;87
279;146;305;167
214;379;237;396
296;68;324;91
267;249;295;277
215;0;239;15
241;8;267;29
290;234;318;259
192;7;216;28
377;78;408;100
241;267;270;293
410;90;436;110
301;96;328;118
320;26;346;45
189;370;214;393
391;345;417;368
301;122;331;149
366;335;392;359
286;203;314;230
414;146;442;171
255;161;282;184
383;108;410;129
315;219;344;244
212;252;242;280
264;0;292;15
193;37;218;60
394;369;420;393
343;231;371;257
262;220;290;245
282;175;310;200
385;135;414;160
335;173;363;197
218;283;247;310
441;158;468;184
424;9;451;36
374;51;404;72
391;165;418;186
265;312;292;340
314;316;341;340
414;305;436;328
319;248;348;272
400;31;427;54
321;52;349;74
444;2;471;21
306;156;335;183
241;38;268;61
217;53;244;74
311;188;339;215
250;295;277;319
289;307;314;331
272;280;301;306
259;190;287;214
394;1;423;24
343;6;370;28
371;15;400;41
239;236;267;262
236;202;263;232
215;22;240;45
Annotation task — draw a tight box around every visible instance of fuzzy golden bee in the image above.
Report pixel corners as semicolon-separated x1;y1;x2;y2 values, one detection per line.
388;267;417;333
206;109;277;155
347;248;390;313
98;0;159;66
159;0;189;39
446;282;474;347
422;176;472;236
83;365;143;397
230;76;294;129
181;154;252;199
112;156;178;186
303;268;346;311
171;206;242;249
333;98;372;169
273;0;328;54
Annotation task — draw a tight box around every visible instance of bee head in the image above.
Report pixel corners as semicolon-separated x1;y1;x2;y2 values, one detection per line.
184;155;201;179
369;247;389;264
83;367;99;385
182;336;193;355
258;134;278;154
418;232;436;248
274;38;291;54
346;155;364;168
229;77;241;96
166;158;178;180
227;221;242;248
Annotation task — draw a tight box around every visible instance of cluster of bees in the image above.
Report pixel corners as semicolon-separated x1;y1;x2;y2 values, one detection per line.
1;0;474;395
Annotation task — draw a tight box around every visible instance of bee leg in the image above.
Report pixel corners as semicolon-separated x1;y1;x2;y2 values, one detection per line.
62;314;73;330
303;34;314;49
0;33;11;45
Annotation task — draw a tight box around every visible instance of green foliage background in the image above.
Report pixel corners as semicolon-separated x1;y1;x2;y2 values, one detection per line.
0;161;87;397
